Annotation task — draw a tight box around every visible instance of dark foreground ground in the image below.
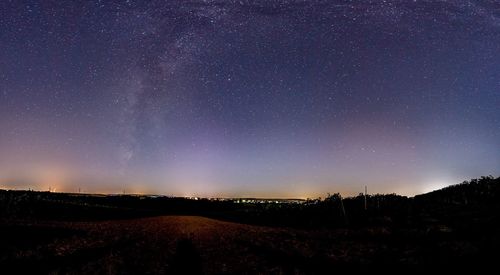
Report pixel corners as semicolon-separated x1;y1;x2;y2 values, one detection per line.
2;215;497;274
1;176;500;273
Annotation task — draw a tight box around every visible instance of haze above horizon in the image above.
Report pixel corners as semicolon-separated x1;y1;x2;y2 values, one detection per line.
1;1;499;198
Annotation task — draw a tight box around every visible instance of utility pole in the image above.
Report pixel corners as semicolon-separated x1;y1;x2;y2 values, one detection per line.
364;186;367;211
339;194;347;225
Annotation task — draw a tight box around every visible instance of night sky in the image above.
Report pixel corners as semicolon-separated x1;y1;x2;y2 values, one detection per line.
1;1;499;198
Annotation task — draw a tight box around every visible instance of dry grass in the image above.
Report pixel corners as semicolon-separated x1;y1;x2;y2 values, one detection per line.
1;215;473;274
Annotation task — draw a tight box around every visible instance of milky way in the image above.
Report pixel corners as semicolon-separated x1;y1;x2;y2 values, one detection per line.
1;1;499;197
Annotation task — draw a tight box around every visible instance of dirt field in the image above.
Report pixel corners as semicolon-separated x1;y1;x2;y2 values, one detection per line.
2;215;410;274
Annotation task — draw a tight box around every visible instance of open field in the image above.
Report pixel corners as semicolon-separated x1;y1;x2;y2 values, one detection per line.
1;177;500;273
2;214;498;274
3;215;348;274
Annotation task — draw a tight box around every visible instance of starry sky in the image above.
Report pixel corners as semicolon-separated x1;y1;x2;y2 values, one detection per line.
0;0;499;198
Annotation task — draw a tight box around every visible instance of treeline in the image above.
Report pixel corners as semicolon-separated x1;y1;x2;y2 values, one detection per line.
215;193;411;228
410;176;500;231
0;191;234;221
1;176;499;229
211;176;500;228
414;176;500;207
